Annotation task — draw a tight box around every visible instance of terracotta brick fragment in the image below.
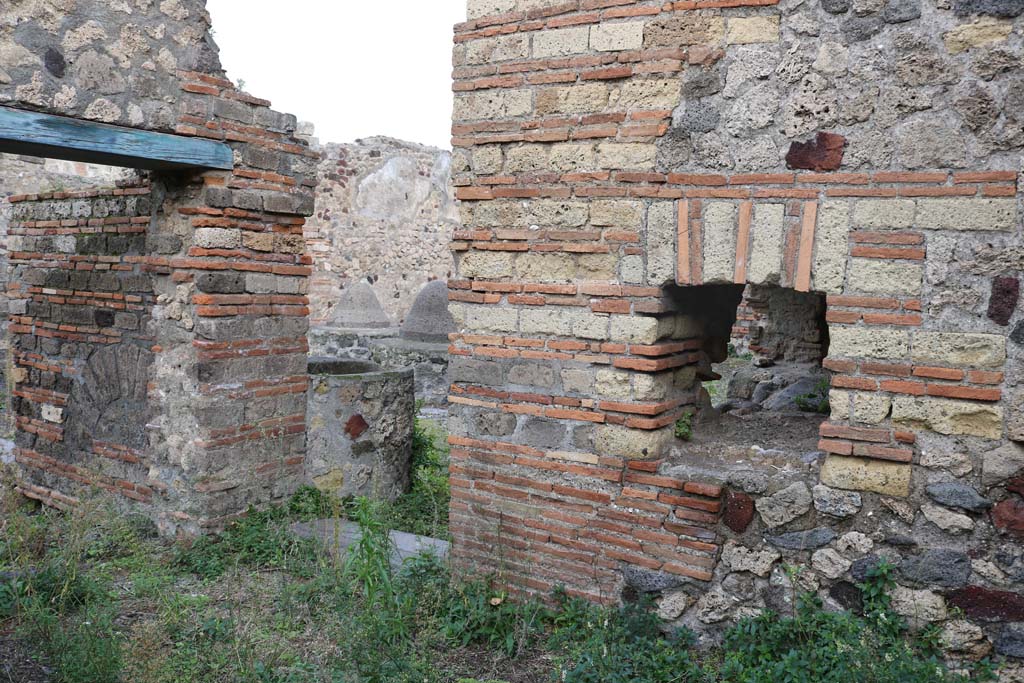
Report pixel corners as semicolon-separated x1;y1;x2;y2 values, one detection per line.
723;489;754;533
946;586;1024;621
968;371;1004;385
988;276;1020;326
785;132;847;171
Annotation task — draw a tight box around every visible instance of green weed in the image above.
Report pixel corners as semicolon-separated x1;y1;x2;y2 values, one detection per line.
716;562;993;683
39;601;123;683
343;497;409;642
550;593;701;683
383;417;451;539
0;499;127;683
328;498;451;681
675;412;694;441
443;581;551;657
175;501;324;580
795;378;832;414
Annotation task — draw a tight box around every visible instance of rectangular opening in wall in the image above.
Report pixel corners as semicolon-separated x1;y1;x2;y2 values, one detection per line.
663;282;831;472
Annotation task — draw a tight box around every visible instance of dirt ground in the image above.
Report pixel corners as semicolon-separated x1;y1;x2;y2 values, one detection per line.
685;410;825;462
681;353;827;468
432;643;557;682
0;632;50;683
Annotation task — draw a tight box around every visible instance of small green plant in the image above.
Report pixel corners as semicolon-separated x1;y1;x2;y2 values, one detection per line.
444;580;550;657
550;593;700;683
795;378;832;414
175;496;323;579
727;343;753;361
383;417;451;539
674;412;694;441
344;497;409;641
1;500;128;683
859;557;896;620
286;485;334;520
333;499;452;682
0;573;21;617
716;562;993;683
44;601;124;683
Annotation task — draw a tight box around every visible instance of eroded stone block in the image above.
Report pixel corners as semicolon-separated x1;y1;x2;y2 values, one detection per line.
820;455;912;496
893;396;1004;439
911;332;1007;368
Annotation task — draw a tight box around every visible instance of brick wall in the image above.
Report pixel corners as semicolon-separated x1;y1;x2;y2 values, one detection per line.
8;182;159;508
2;1;316;535
0;156;127;437
450;0;1024;664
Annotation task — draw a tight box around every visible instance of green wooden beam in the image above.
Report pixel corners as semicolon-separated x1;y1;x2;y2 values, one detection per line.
0;106;234;171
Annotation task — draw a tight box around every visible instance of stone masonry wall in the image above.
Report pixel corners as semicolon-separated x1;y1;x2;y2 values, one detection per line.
306;359;416;502
0;155;128;197
450;0;1024;668
731;284;828;362
2;0;317;535
305;137;460;326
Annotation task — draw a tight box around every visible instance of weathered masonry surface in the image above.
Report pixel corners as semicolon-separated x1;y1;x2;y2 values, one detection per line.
2;0;316;535
0;155;127;438
449;0;1024;665
305;136;460;327
301;136;460;408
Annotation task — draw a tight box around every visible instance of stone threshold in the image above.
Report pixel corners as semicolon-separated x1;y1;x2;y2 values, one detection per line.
290;518;450;569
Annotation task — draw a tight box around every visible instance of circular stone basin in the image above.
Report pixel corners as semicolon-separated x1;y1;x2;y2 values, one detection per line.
306;358;415;502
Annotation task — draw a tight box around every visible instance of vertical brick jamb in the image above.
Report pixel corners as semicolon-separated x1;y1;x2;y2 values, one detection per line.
159;73;317;533
734;200;753;285
677;200;690;285
794;201;818;293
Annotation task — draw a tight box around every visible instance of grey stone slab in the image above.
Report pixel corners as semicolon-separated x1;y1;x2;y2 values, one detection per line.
623;565;686;593
0;439;13;465
996;624;1024;658
291;519;449;570
900;549;972;588
925;483;992;512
